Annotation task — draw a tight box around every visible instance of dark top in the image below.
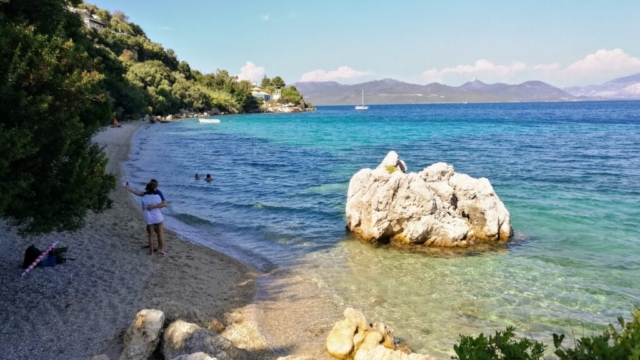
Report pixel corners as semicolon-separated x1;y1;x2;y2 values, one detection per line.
154;189;165;201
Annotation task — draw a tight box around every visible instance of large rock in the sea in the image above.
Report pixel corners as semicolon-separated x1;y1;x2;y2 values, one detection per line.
162;320;239;360
346;151;512;247
119;309;166;360
326;308;435;360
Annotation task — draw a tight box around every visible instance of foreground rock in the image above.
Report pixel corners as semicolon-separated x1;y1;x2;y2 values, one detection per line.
171;353;217;360
326;308;436;360
120;309;166;360
346;151;512;247
162;320;239;360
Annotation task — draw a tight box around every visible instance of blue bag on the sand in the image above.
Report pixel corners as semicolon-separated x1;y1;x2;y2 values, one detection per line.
39;254;57;267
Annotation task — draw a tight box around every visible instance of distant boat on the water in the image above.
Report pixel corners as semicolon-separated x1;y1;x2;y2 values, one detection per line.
355;90;368;110
199;118;220;124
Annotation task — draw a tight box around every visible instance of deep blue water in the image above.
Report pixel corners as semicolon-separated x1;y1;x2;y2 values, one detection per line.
125;101;640;356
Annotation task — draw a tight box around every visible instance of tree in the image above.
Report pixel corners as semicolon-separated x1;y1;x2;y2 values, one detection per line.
178;61;192;80
272;76;286;88
112;10;128;22
260;76;271;89
279;86;303;105
0;0;116;235
164;48;179;70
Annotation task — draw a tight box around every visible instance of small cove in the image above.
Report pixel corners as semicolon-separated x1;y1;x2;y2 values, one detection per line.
124;101;640;357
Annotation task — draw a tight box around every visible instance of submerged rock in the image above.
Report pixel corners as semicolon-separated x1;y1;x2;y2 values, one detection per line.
346;151;512;247
326;308;436;360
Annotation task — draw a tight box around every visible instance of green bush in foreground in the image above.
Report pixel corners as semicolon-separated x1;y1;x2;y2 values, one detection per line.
452;308;640;360
453;326;544;360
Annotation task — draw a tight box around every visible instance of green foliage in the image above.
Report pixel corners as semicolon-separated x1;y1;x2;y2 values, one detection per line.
278;86;303;105
272;76;285;88
73;2;302;116
177;60;192;79
453;326;545;360
385;165;397;174
205;89;238;112
453;309;640;360
554;309;640;360
260;76;271;88
0;0;115;235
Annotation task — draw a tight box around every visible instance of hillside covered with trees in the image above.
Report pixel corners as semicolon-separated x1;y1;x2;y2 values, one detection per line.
73;2;263;117
0;0;305;235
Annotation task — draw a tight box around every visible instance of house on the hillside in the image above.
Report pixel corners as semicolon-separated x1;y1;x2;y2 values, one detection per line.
252;86;271;101
67;7;106;30
252;92;271;101
84;14;106;30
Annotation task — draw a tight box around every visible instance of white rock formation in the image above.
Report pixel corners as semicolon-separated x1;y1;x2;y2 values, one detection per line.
119;309;166;360
326;308;436;360
162;320;239;360
346;151;512;247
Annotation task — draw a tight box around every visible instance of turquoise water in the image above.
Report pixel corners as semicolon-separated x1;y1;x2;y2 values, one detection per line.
125;102;640;356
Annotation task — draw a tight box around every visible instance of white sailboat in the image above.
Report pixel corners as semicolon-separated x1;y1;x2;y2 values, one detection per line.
355;90;368;110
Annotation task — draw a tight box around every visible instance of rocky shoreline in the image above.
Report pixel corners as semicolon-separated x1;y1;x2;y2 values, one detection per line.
94;306;439;360
138;105;315;124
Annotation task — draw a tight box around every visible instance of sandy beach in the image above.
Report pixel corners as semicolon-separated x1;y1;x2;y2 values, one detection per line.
0;122;272;360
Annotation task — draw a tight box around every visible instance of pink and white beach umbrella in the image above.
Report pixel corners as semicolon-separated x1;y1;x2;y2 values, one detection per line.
21;241;59;277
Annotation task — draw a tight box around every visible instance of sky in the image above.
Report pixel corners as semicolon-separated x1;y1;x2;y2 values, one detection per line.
90;0;640;87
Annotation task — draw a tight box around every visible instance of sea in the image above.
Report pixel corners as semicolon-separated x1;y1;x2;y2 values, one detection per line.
124;101;640;357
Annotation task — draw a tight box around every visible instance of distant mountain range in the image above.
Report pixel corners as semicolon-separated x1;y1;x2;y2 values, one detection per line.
564;73;640;99
294;73;640;105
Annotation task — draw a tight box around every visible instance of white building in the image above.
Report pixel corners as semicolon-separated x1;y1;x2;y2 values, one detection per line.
272;88;282;101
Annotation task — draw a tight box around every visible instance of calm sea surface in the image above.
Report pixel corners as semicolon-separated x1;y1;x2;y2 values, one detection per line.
125;102;640;356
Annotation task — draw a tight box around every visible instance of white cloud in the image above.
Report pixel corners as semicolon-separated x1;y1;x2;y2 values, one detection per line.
565;48;640;73
420;49;640;86
300;66;372;82
262;14;270;21
531;49;640;86
533;63;561;72
422;60;526;84
237;61;265;83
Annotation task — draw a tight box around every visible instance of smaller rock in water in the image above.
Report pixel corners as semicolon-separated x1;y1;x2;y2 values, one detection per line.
326;308;436;360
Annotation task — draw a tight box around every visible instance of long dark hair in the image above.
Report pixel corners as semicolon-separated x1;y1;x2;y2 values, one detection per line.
145;182;155;194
